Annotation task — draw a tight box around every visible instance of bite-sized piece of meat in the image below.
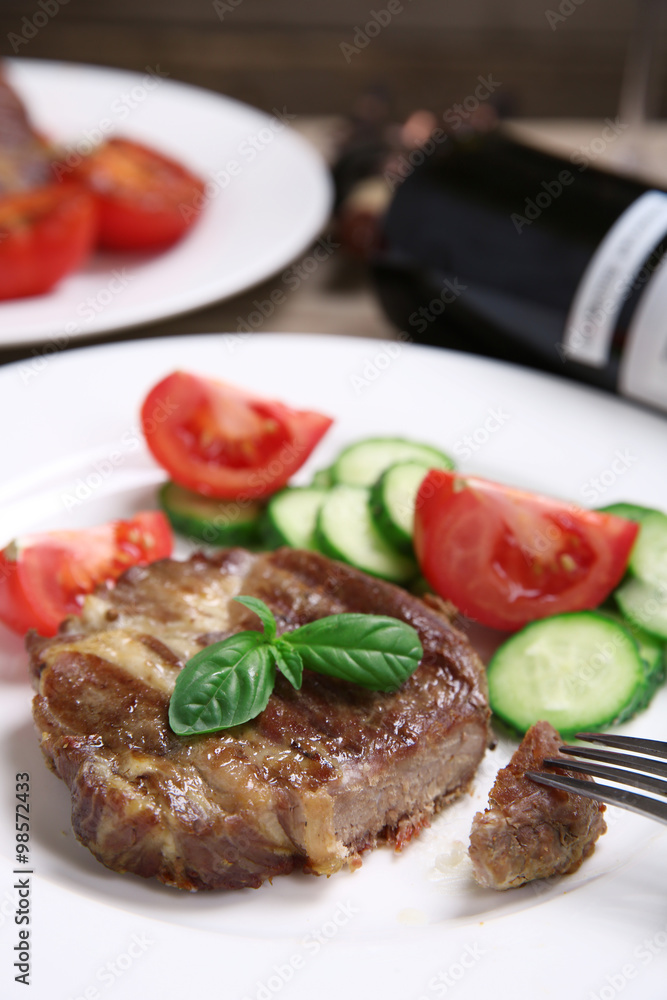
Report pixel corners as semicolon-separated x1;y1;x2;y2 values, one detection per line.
0;68;52;194
468;720;607;890
29;547;491;891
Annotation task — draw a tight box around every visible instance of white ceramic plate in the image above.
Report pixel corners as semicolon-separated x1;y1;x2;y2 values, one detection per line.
0;61;332;347
2;334;667;1000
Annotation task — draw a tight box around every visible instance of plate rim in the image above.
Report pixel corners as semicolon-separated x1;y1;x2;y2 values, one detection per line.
2;332;667;1000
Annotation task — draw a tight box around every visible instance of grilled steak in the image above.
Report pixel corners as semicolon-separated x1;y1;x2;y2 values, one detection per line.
468;720;607;890
0;68;52;194
29;547;490;891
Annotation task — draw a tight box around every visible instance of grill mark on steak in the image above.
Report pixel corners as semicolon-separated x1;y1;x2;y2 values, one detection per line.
468;720;607;890
136;634;184;669
30;547;491;891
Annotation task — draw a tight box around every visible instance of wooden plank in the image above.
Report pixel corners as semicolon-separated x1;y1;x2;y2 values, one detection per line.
0;0;648;31
1;21;664;118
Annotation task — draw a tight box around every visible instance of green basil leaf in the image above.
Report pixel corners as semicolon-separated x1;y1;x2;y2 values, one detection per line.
272;642;304;689
234;595;277;640
283;614;423;691
169;631;275;735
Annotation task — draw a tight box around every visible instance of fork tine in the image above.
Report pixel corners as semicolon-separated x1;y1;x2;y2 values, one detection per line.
574;732;667;759
526;771;667;824
557;745;667;779
542;756;667;797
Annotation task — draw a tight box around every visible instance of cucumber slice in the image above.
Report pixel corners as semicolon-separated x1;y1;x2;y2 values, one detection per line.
159;482;264;546
595;607;665;690
597;502;657;523
488;611;647;736
263;487;329;550
615;576;667;641
370;461;430;552
331;437;454;488
311;467;333;489
315;485;417;583
626;510;667;586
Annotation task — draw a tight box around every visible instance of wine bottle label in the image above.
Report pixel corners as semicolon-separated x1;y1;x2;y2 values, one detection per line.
618;253;667;408
562;191;667;368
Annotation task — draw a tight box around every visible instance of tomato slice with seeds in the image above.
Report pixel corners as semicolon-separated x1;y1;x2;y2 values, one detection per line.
0;183;97;301
141;372;333;499
414;469;639;631
0;512;172;637
70;137;205;250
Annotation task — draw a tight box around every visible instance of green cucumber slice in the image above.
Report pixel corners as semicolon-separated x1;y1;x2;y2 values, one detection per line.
263;487;329;550
595;607;665;693
331;437;454;488
626;510;667;586
159;482;264;546
370;461;430;552
315;485;417;583
488;611;647;736
597;502;657;524
615;577;667;641
311;467;333;489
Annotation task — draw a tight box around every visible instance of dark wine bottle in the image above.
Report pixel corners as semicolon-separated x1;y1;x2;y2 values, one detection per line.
372;128;667;413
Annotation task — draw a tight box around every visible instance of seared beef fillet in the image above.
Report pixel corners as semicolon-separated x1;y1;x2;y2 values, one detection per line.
0;70;52;194
29;548;490;891
468;720;607;890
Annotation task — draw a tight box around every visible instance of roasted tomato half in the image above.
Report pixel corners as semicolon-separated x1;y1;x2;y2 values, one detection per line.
141;371;334;499
70;137;205;250
414;469;639;631
0;511;172;636
0;183;97;301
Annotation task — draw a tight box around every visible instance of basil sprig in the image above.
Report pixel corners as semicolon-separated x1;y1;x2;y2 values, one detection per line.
168;596;423;736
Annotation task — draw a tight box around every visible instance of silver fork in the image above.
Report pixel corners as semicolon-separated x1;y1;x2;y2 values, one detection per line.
526;732;667;824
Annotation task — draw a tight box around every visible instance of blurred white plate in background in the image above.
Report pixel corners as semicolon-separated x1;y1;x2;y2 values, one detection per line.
0;60;332;347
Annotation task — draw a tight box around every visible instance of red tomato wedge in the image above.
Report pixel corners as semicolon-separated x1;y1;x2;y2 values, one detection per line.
70;137;205;250
0;512;172;637
141;372;333;499
414;470;639;631
0;183;97;301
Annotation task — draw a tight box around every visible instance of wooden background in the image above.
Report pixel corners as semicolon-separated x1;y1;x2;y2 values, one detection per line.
0;0;665;119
